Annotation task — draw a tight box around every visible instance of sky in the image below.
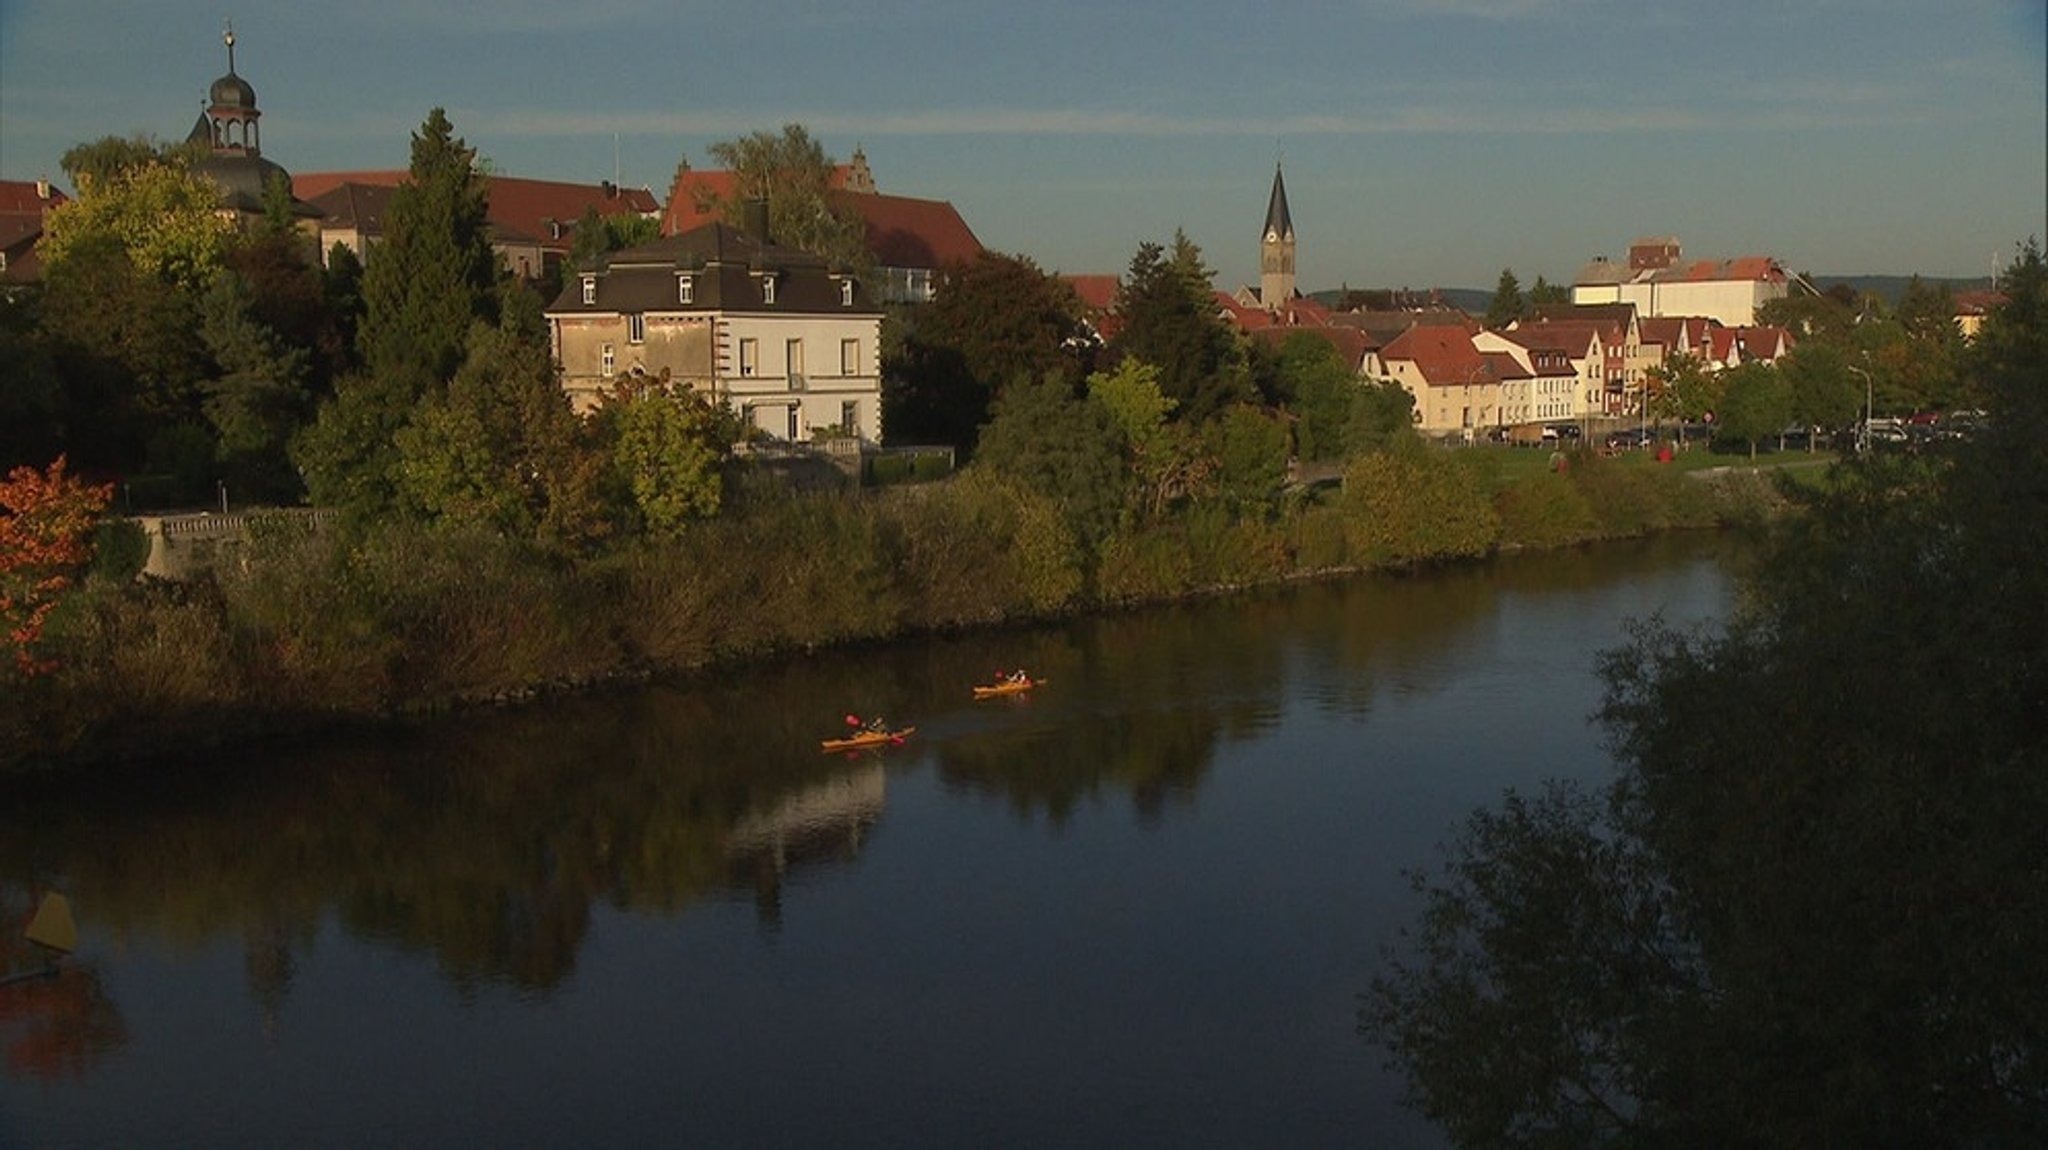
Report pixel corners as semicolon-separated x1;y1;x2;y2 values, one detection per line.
2;0;2043;292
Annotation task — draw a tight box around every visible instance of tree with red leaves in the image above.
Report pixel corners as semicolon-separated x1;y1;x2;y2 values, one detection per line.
0;456;112;676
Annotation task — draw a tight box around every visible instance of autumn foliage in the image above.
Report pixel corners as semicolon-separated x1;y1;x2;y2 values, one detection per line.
0;456;113;676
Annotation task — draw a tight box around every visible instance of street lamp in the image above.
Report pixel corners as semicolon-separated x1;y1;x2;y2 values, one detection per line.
1847;362;1872;455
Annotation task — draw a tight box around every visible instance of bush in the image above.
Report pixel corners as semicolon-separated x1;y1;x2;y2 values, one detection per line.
88;518;151;583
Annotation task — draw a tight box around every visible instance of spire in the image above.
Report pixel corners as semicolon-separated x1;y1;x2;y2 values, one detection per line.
1263;163;1292;242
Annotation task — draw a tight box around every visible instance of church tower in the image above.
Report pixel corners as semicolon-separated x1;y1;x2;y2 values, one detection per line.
1259;163;1295;309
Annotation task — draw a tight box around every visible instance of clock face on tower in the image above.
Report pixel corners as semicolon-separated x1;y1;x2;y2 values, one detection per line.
1266;230;1279;243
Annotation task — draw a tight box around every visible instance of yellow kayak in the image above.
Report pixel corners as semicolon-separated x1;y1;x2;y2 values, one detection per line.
821;726;915;753
972;677;1046;699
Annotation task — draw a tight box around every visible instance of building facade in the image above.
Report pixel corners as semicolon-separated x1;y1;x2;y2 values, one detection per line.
546;209;883;443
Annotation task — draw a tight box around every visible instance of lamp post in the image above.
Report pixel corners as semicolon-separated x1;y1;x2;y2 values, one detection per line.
1847;362;1872;455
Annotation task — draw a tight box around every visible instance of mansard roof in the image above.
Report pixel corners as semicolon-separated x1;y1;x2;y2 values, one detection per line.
545;220;879;316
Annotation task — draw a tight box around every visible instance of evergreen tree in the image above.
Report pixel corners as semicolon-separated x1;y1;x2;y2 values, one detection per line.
357;108;499;392
297;109;500;513
1484;268;1525;329
1111;232;1251;424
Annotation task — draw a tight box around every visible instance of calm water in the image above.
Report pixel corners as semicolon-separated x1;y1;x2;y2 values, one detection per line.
0;534;1739;1149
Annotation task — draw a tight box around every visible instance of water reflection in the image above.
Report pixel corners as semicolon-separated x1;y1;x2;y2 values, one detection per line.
0;534;1737;1118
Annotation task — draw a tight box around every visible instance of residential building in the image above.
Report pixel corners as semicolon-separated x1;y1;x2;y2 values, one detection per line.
292;170;659;278
545;203;883;443
1476;330;1582;426
1517;305;1651;415
661;146;981;303
0;177;67;289
1364;324;1507;440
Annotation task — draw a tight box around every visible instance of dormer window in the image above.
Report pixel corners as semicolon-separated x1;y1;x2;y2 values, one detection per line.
761;274;777;305
840;279;854;307
678;273;693;305
581;275;596;305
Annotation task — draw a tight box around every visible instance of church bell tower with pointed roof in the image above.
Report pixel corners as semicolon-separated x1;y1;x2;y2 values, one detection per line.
1259;163;1295;309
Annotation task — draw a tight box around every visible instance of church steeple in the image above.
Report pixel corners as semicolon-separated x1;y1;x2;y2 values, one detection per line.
1259;163;1296;309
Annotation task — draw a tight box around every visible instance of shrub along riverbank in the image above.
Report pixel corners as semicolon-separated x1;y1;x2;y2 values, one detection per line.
3;447;1792;772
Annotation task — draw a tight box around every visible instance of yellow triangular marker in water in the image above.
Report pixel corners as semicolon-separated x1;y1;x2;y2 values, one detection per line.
24;892;77;955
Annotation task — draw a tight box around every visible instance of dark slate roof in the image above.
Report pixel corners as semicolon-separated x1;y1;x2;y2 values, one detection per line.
1263;164;1293;239
545;220;879;315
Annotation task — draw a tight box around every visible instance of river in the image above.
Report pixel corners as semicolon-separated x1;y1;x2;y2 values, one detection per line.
0;533;1740;1149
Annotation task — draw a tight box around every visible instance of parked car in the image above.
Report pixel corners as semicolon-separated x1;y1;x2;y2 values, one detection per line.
1605;430;1651;451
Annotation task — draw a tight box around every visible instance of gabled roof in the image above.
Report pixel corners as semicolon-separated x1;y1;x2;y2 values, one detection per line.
1063;274;1121;313
1378;324;1497;387
1501;321;1604;358
840;190;982;268
1250;324;1377;369
662;163;980;271
1526;304;1635;342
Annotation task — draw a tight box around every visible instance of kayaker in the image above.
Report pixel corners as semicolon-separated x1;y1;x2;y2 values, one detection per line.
865;715;888;733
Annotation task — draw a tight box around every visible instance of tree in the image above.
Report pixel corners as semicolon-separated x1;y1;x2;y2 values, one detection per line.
1267;332;1357;462
1529;275;1569;308
886;251;1090;455
1484;268;1526;330
1;456;112;676
1777;342;1861;446
1644;353;1721;428
1204;404;1289;514
700;124;869;274
597;379;728;539
39;159;234;292
1345;379;1417;455
1711;362;1790;458
1111;233;1251;424
1086;358;1198;521
1365;240;2048;1147
297;108;500;515
971;373;1127;547
358;108;499;391
198;272;313;502
391;316;604;550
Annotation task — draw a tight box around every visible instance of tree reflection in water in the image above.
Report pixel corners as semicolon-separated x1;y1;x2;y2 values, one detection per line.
1365;247;2048;1147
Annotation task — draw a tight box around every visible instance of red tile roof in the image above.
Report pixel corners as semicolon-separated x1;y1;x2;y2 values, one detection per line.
841;191;982;268
1379;324;1495;387
1063;274;1121;313
662;165;980;270
292;170;658;255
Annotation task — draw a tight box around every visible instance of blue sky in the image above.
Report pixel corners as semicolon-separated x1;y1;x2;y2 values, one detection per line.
3;0;2043;291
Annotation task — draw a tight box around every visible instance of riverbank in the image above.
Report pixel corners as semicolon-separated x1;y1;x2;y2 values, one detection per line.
3;450;1799;773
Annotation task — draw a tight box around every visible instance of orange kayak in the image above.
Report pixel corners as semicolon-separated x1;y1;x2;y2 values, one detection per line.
972;678;1046;699
821;726;915;753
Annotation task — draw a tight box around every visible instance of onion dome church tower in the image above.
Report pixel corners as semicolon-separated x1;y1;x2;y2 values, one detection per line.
1258;163;1296;309
185;23;304;223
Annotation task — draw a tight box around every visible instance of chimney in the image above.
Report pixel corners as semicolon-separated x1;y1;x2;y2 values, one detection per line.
36;176;50;200
742;198;770;244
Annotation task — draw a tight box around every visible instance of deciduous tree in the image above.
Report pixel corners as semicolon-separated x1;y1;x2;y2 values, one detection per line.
1;456;112;676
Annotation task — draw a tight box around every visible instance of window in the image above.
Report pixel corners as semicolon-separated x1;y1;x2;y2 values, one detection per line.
840;338;859;375
601;343;615;377
786;339;805;377
739;338;758;377
840;279;854;307
841;401;859;436
628;313;644;344
761;275;776;305
678;274;693;305
581;276;597;305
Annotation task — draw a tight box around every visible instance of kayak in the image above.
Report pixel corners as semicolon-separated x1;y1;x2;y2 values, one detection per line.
821;726;915;753
972;678;1046;699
